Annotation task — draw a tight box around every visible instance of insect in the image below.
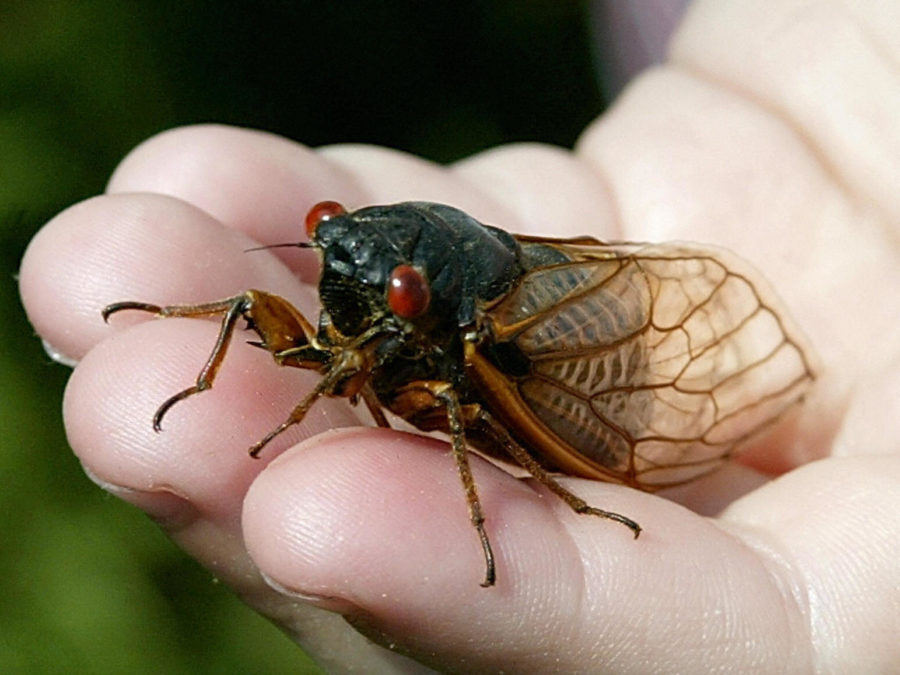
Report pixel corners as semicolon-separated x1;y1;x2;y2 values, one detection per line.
103;201;816;586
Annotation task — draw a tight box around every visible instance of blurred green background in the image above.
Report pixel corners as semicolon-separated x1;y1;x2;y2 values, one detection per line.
2;1;619;672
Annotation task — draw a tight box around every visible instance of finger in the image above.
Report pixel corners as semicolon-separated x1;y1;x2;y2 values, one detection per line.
452;142;619;238
244;429;811;673
832;354;900;458
63;318;363;520
577;68;838;300
63;317;415;670
107;124;370;246
658;462;768;516
19;192;314;365
720;455;900;671
108;125;519;249
672;1;900;224
105;126;532;279
319;143;516;226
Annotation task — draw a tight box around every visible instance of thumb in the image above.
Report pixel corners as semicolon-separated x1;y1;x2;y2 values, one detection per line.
242;428;799;672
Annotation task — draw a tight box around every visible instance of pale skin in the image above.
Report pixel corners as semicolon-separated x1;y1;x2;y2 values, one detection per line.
18;1;900;672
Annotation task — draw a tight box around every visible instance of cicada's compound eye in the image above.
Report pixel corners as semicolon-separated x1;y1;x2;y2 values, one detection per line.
387;264;431;319
305;200;347;239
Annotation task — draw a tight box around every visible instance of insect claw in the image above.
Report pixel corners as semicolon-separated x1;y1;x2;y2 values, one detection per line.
616;515;642;539
152;409;166;432
152;385;202;432
247;437;268;458
581;506;642;539
247;408;310;457
247;423;287;458
476;523;496;588
243;241;311;253
101;301;163;323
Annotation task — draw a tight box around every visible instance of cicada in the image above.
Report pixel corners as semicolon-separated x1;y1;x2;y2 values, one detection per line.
103;201;816;586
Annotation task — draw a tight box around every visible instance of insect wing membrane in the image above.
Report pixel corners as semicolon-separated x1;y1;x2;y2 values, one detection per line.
483;240;815;489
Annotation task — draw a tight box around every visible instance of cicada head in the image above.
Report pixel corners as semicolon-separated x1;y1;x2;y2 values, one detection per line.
304;201;523;339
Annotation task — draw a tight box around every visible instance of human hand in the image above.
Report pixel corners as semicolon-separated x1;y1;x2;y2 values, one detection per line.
19;1;899;672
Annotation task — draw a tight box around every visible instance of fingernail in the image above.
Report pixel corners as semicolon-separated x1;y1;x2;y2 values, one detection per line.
42;339;77;367
82;465;200;528
259;570;362;615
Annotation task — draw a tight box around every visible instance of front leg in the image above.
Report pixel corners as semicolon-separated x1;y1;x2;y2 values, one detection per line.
102;290;318;431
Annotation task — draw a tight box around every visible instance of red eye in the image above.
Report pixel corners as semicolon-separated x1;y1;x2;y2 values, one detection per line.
305;201;347;239
387;265;431;318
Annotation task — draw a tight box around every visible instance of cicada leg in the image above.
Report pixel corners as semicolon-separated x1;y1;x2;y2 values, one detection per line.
474;408;642;539
245;370;331;457
246;346;375;457
102;290;318;433
386;380;639;586
361;383;391;428
370;378;496;584
435;385;496;588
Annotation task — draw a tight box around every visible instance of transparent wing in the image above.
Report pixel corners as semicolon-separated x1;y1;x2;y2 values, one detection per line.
482;239;816;489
